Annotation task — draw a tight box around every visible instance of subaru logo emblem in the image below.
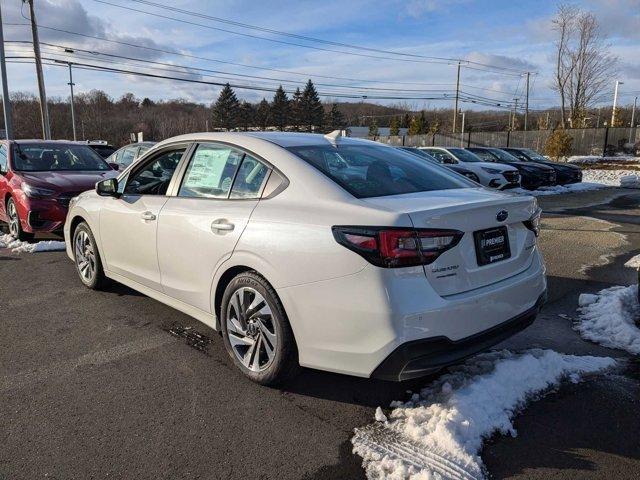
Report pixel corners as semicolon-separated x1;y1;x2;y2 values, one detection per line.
496;210;508;222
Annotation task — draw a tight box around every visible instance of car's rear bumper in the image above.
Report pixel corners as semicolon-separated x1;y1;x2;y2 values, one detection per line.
371;291;546;381
277;247;546;378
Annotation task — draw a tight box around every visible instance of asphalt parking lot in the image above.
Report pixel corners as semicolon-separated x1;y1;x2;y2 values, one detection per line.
1;188;640;480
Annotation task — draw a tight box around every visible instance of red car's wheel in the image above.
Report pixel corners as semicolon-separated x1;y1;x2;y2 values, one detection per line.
6;198;34;242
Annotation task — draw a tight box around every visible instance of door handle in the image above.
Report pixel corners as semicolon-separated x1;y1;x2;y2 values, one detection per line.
140;211;156;221
211;219;234;232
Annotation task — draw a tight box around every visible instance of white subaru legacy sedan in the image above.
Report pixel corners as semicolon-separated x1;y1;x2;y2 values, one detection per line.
64;132;546;385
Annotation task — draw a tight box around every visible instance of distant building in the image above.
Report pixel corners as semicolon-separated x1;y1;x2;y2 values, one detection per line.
347;126;409;138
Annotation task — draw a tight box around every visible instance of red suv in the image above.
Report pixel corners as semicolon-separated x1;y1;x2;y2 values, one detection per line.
0;140;117;240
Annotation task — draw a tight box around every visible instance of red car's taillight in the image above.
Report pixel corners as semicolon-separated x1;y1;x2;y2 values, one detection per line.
332;226;464;268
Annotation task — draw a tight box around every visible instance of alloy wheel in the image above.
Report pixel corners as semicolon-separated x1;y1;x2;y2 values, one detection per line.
226;286;277;372
74;230;96;283
7;200;19;238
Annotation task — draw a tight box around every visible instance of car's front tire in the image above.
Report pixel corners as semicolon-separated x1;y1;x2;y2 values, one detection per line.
220;272;299;385
73;222;107;290
6;198;34;242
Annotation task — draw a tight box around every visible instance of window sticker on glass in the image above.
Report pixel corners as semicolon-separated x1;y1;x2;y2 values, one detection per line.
179;145;243;198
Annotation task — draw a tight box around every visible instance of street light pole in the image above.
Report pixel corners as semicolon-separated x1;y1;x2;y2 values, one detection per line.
452;61;461;133
611;80;623;127
0;4;13;140
67;62;76;141
524;72;530;131
460;110;466;147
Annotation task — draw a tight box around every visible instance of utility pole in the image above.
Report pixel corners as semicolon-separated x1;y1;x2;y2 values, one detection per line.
0;4;13;140
512;98;519;131
524;72;530;131
67;62;76;141
452;61;461;133
630;96;638;142
24;0;50;139
596;107;601;128
611;80;623;127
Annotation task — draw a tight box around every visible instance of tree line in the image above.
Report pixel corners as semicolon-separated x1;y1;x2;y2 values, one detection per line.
212;79;345;132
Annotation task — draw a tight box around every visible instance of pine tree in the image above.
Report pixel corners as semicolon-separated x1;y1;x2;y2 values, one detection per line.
401;113;411;129
237;101;255;131
256;98;271;130
291;87;303;131
212;83;239;131
368;120;379;137
299;80;324;132
271;86;290;131
408;111;428;135
389;116;400;136
325;103;345;131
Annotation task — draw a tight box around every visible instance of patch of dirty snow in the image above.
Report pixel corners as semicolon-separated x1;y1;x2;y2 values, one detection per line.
567;155;638;165
0;234;66;253
576;285;640;355
582;169;640;187
509;182;606;197
352;349;615;480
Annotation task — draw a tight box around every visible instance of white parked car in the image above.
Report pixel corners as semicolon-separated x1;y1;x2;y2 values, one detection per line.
421;147;521;189
64;132;546;385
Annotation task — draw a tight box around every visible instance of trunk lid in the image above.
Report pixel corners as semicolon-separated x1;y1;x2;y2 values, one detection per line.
364;188;538;296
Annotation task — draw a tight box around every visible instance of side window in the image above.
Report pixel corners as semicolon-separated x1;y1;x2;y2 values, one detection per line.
178;144;243;199
120;147;137;167
431;151;454;164
0;145;7;173
230;155;270;199
124;148;185;196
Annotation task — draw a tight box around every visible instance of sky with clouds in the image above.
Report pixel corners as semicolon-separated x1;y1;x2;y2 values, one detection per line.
1;0;639;112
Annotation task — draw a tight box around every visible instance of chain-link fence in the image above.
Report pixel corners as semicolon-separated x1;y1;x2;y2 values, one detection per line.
372;127;640;156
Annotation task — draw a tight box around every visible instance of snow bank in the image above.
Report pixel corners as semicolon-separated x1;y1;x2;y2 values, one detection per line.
0;234;66;253
625;254;640;269
509;182;606;197
567;155;638;165
576;285;640;355
582;169;640;188
352;349;615;480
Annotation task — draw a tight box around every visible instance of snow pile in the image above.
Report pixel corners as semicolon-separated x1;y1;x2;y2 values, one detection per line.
577;285;640;355
625;254;640;269
352;349;615;480
509;182;606;197
0;234;66;253
581;169;640;187
567;155;638;165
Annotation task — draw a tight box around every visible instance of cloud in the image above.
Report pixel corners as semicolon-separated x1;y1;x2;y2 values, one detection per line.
403;0;471;18
4;0;168;60
464;52;538;73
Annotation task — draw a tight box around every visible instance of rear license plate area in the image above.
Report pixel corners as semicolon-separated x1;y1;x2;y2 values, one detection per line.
474;226;511;266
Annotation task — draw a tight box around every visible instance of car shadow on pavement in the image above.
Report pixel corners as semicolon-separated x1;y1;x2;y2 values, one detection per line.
483;359;640;479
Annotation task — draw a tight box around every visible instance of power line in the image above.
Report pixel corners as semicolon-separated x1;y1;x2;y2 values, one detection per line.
109;0;531;74
92;0;531;76
3;22;485;88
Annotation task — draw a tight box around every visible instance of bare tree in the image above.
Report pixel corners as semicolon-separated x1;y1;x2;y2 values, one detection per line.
551;4;577;129
566;11;618;127
551;4;618;129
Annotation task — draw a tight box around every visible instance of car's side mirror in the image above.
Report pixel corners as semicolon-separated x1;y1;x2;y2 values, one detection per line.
96;178;118;197
108;162;120;171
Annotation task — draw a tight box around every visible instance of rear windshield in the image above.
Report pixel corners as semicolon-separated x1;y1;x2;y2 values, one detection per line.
90;145;116;158
12;143;111;171
287;144;473;198
448;148;482;162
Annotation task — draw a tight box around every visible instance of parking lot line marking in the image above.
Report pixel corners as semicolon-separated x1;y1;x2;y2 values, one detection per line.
0;333;176;392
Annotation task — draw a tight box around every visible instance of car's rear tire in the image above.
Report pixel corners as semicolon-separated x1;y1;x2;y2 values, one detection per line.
6;198;34;242
220;271;299;385
73;222;107;290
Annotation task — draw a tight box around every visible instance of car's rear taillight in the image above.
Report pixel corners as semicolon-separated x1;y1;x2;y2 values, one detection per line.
332;226;464;268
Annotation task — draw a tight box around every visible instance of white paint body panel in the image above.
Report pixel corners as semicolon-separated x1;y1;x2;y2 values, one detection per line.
64;132;546;378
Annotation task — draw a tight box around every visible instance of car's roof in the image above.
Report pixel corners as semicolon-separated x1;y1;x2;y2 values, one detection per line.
155;131;378;149
9;139;92;146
